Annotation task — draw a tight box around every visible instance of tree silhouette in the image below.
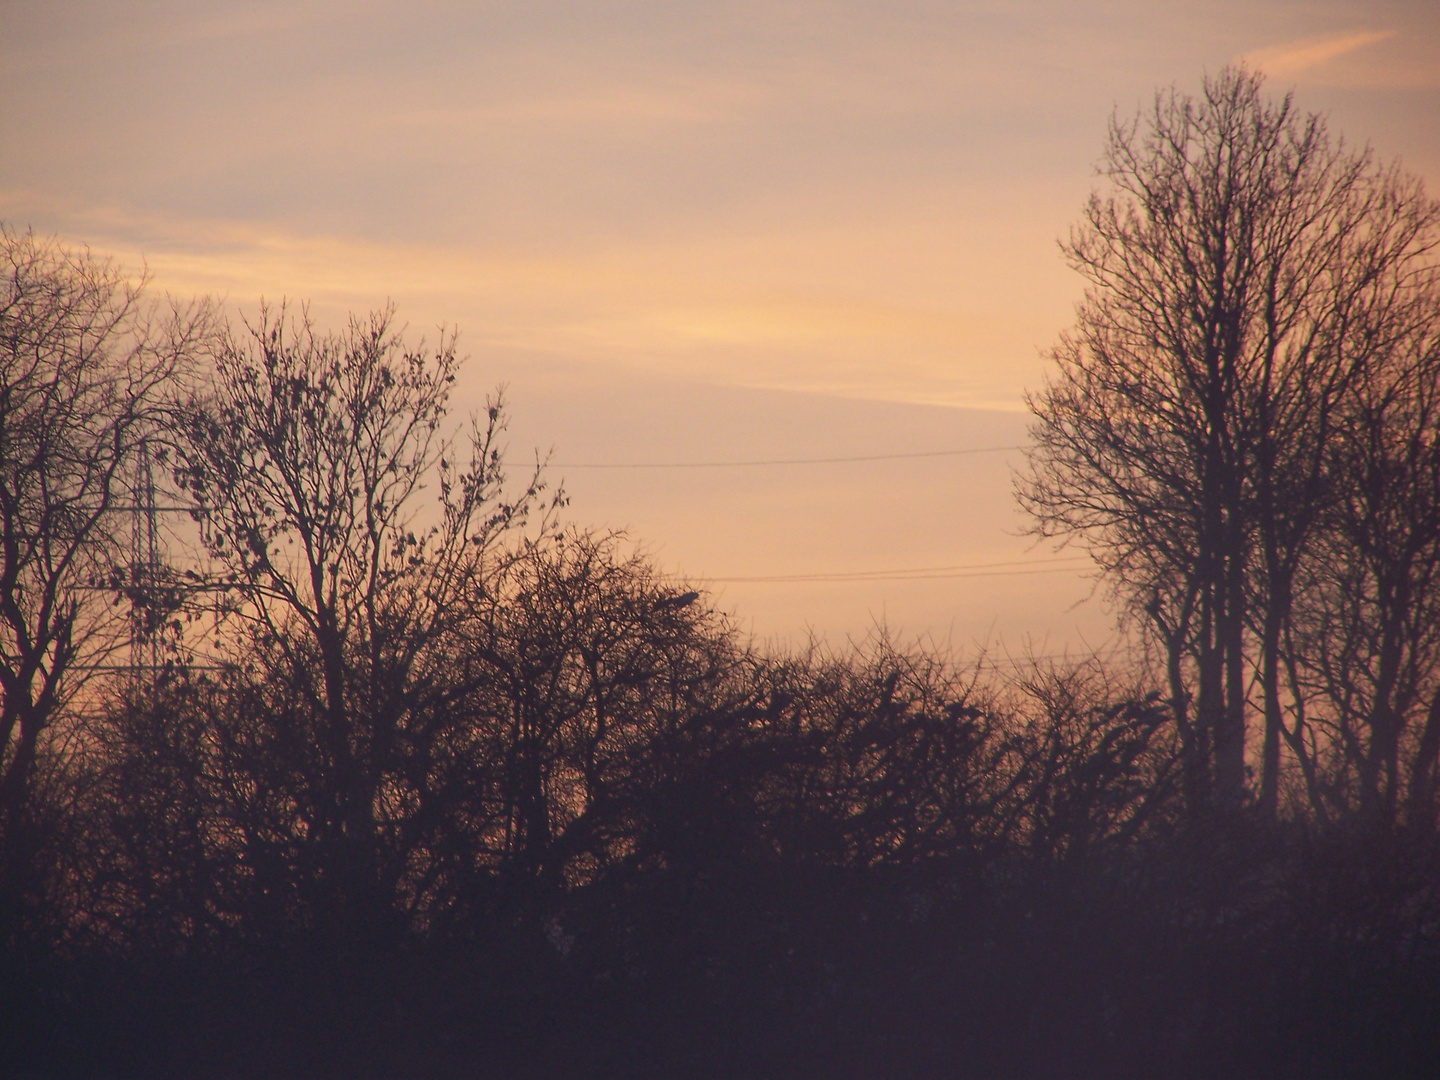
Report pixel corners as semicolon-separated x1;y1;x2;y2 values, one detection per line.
173;303;555;940
0;227;211;897
1294;290;1440;826
1017;67;1440;816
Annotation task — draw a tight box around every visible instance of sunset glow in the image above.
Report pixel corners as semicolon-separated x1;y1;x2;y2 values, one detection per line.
4;0;1437;647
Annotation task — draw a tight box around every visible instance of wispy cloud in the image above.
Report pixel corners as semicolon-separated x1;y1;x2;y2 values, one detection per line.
1241;28;1395;79
0;192;1048;411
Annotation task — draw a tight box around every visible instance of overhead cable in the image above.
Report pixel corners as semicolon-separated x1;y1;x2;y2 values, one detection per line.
705;556;1090;584
553;445;1025;469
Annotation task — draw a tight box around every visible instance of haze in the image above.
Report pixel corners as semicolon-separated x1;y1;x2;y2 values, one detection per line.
3;0;1436;651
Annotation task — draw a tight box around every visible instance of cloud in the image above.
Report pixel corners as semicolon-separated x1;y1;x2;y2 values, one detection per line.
1241;28;1395;79
0;190;1055;412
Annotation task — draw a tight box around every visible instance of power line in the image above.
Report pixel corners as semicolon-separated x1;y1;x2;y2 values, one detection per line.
978;648;1130;668
704;556;1091;584
552;445;1025;469
711;567;1086;583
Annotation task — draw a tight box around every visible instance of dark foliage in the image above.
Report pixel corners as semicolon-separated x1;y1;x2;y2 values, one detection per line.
8;629;1436;1079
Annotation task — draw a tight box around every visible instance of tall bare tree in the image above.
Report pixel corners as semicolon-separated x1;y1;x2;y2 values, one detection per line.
1017;68;1440;815
0;226;210;854
1293;288;1440;826
176;303;555;930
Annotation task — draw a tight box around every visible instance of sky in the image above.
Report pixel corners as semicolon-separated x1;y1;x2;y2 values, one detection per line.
3;0;1438;654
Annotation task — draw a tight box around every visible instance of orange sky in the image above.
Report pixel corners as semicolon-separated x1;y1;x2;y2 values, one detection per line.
3;0;1438;652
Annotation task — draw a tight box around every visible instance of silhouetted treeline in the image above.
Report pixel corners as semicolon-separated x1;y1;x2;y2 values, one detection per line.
8;608;1438;1078
5;67;1440;1078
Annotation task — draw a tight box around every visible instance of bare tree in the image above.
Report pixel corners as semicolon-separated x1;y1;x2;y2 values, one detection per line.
1294;289;1440;826
1017;68;1440;815
0;226;210;853
436;531;739;896
175;302;555;930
